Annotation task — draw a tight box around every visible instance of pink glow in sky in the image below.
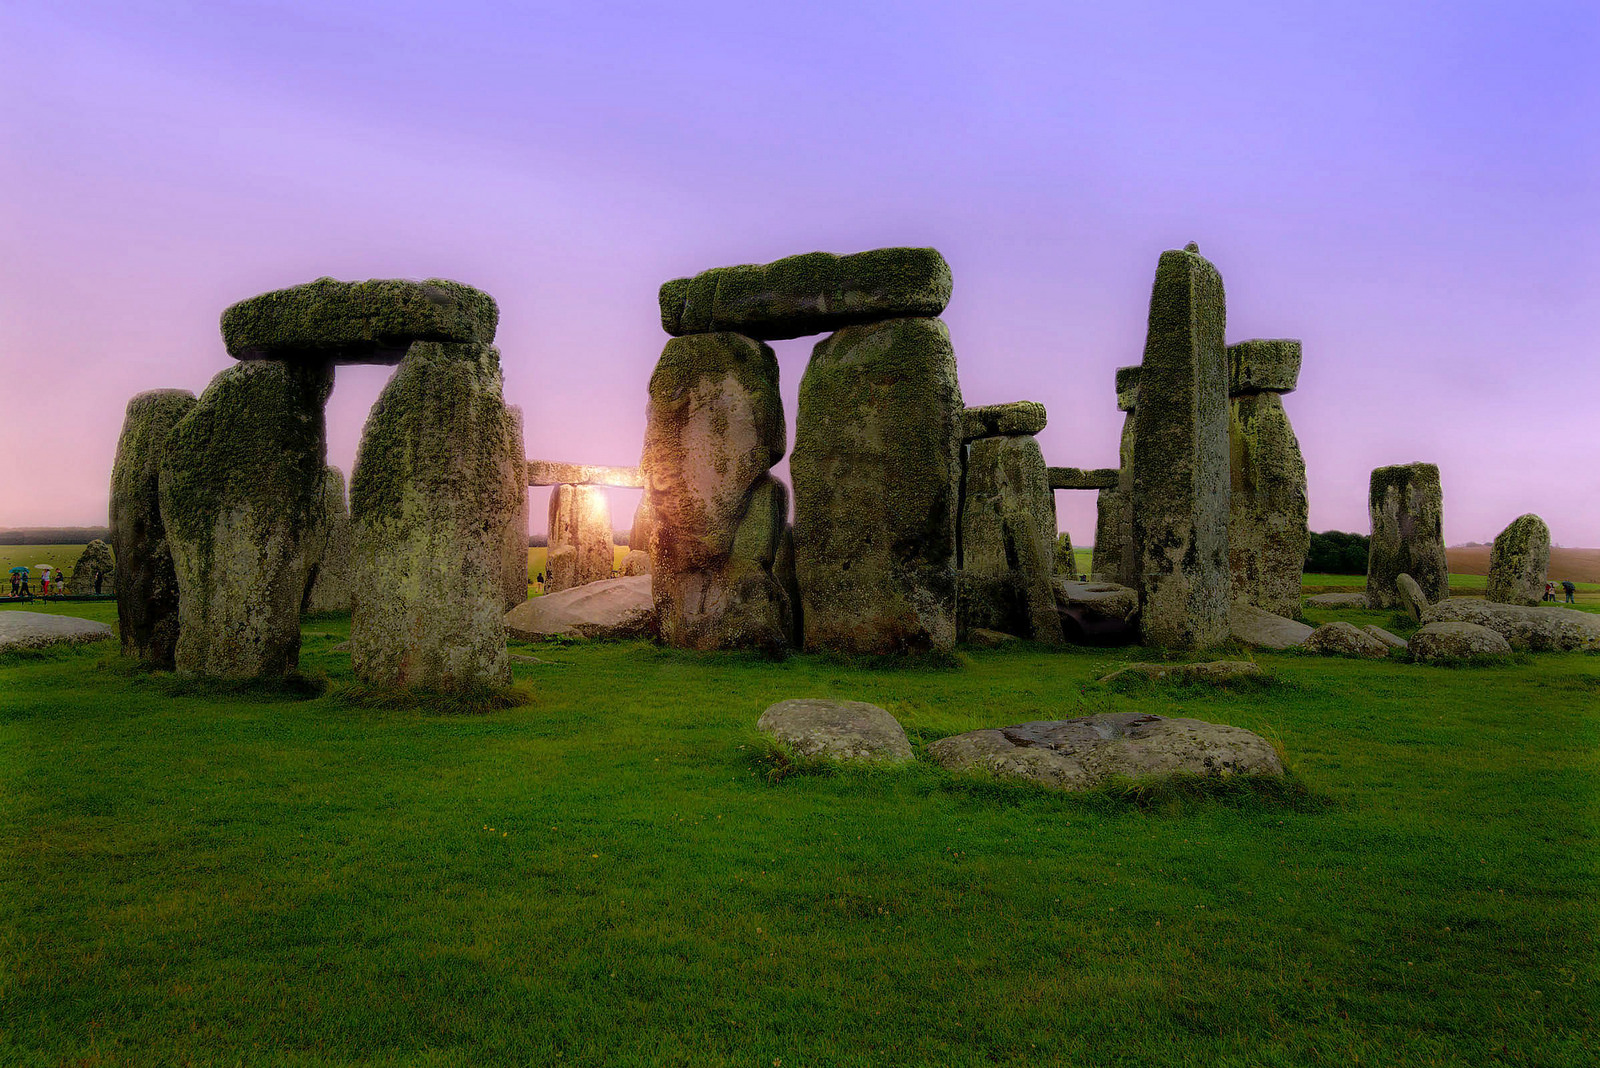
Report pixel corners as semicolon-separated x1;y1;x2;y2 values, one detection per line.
2;3;1596;544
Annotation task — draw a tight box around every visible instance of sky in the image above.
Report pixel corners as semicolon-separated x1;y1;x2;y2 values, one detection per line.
1;1;1596;544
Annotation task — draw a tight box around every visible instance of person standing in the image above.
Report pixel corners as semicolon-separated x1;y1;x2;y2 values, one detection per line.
1562;580;1577;603
40;571;49;596
94;569;104;595
9;572;18;597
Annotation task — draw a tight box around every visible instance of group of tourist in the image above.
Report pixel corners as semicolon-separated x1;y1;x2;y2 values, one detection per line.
1543;580;1578;603
7;569;107;600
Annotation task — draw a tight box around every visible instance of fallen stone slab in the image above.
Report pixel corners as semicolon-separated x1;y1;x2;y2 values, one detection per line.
660;247;951;340
1047;467;1120;491
1363;625;1409;651
503;575;655;641
1302;621;1392;659
222;277;498;364
967;627;1019;648
1098;660;1264;685
961;401;1046;440
1052;579;1138;622
1305;591;1368;608
1410;621;1512;661
526;460;644;488
757;698;913;764
1230;604;1312;650
928;712;1283;791
1419;598;1600;652
0;611;114;652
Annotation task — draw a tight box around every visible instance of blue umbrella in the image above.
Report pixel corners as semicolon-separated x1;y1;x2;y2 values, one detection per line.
9;566;28;574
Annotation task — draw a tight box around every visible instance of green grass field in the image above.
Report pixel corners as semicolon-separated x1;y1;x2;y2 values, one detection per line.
3;582;1597;1066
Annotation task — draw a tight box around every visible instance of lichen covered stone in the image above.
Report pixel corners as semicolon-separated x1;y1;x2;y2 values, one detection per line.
1302;620;1390;659
757;699;913;764
960;401;1046;441
1053;532;1076;577
1395;573;1429;622
1115;365;1141;413
302;466;353;614
660;248;951;341
501;406;530;610
547;485;614;593
1410;620;1513;661
1367;463;1448;608
1421;597;1600;652
69;539;115;597
959;434;1062;642
1228;391;1308;618
221;277;498;364
1486;513;1550;606
1226;339;1302;396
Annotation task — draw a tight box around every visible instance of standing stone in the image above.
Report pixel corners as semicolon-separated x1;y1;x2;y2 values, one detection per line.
500;406;529;609
773;524;802;647
792;317;962;654
349;342;519;690
1227;339;1308;619
302;467;353;614
1130;245;1230;649
1091;365;1139;585
69;539;116;596
959;434;1063;643
1366;463;1448;608
110;389;196;667
621;495;654;576
1053;532;1076;577
1395;572;1430;622
1486;513;1550;606
546;485;614;593
643;332;789;651
161;362;332;677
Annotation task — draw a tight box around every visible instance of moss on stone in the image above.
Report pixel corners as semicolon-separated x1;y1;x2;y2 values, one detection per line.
1227;339;1302;396
1486;513;1550;606
1366;463;1447;607
960;401;1047;441
1228;392;1308;618
1114;365;1141;412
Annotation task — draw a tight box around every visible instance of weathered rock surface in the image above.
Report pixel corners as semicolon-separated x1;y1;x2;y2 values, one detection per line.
161;362;332;677
302;467;353;614
525;460;643;488
1410;621;1513;661
1090;487;1124;582
1395;573;1429;622
644;332;789;651
1228;391;1308;619
1115;365;1141;413
0;611;114;652
660;247;951;341
960;434;1062;642
349;342;520;690
792;317;962;654
1302;621;1391;659
968;627;1019;648
773;525;802;648
1098;660;1264;685
1367;463;1448;608
961;401;1047;440
503;575;655;641
757;699;913;764
110;388;196;667
221;277;497;364
929;712;1283;791
501;406;530;611
1053;532;1076;577
1305;591;1368;608
1227;339;1302;395
1363;625;1409;651
1486;514;1550;606
1047;468;1119;490
547;485;614;593
69;539;115;596
1230;604;1312;649
1420;598;1600;652
1052;579;1139;622
1131;246;1230;649
1091;367;1139;584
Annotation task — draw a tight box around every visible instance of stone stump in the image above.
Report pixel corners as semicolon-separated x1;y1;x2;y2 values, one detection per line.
960;431;1063;642
302;466;353;614
501;405;529;609
547;485;614;592
1226;339;1308;619
792;316;962;654
1366;462;1447;608
1486;513;1550;606
160;362;332;677
110;389;196;667
643;331;790;652
69;539;116;597
1130;245;1230;649
1091;365;1139;585
349;342;520;690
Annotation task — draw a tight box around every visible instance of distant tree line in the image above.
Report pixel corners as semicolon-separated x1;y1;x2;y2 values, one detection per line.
1305;530;1369;574
0;527;110;545
525;533;630;547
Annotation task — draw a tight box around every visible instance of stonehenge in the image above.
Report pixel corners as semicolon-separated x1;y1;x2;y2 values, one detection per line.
501;407;530;611
69;539;115;596
302;467;353;615
546;485;614;593
1226;339;1309;619
1090;366;1139;585
1486;513;1550;606
1366;462;1448;608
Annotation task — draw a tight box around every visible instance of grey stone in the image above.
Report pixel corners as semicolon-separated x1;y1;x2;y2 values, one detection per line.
161;362;332;677
1302;621;1391;659
1305;591;1368;608
961;401;1046;441
503;575;654;641
643;332;789;652
547;485;614;593
69;539;115;597
1230;604;1312;650
1092;369;1139;584
660;247;951;341
1130;246;1230;648
960;434;1063;643
110;389;196;667
1048;468;1119;490
1396;573;1429;622
1420;597;1600;652
501;406;530;611
773;524;802;648
1089;487;1124;582
1226;339;1301;395
0;611;113;652
968;627;1020;647
757;699;913;764
1410;621;1513;661
1486;514;1550;606
1115;365;1140;412
1367;463;1448;608
348;342;519;690
792;317;962;654
1098;660;1265;685
1363;625;1408;651
525;460;643;488
621;495;654;577
1053;532;1076;577
1228;391;1307;619
928;712;1283;791
302;467;353;614
1052;579;1139;622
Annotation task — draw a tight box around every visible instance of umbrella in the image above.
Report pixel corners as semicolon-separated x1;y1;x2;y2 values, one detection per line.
35;564;54;573
8;566;27;574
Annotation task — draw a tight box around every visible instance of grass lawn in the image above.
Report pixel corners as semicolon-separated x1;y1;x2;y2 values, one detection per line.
2;595;1596;1066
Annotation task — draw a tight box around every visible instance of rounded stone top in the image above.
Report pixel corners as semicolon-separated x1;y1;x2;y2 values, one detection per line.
1184;241;1200;252
1227;339;1302;395
961;401;1046;440
1114;365;1141;411
221;277;498;365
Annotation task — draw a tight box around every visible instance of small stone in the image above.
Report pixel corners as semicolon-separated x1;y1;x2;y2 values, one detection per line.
1305;591;1368;608
968;627;1019;647
1367;463;1448;608
1230;604;1312;649
1486;514;1550;606
1409;621;1513;661
1362;625;1408;651
1226;339;1302;395
0;611;113;651
960;401;1046;441
500;406;530;611
620;550;651;577
1420;598;1600;652
1395;573;1429;622
503;575;655;641
757;699;913;764
1098;660;1264;685
69;539;115;597
1302;621;1392;659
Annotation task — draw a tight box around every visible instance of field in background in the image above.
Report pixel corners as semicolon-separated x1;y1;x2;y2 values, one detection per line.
1449;545;1600;583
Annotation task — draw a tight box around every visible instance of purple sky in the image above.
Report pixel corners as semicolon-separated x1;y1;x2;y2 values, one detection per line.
2;2;1597;544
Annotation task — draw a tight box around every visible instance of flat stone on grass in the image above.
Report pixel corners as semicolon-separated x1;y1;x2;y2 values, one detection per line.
1420;598;1600;652
0;612;113;652
1410;621;1513;661
1303;621;1392;659
1230;604;1312;649
757;699;913;764
503;575;655;641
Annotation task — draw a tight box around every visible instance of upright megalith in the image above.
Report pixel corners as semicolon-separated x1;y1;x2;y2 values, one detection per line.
1486;513;1550;606
110;389;196;667
1366;463;1448;608
161;361;332;677
643;331;790;651
1130;245;1230;649
302;467;353;614
546;485;614;593
1053;532;1076;577
1091;366;1139;585
1226;339;1309;619
621;496;654;576
349;341;520;690
792;316;963;654
501;406;530;609
70;539;115;596
959;426;1063;643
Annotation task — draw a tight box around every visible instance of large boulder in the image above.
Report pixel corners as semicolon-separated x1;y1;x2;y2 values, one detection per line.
792;317;962;654
1395;573;1429;622
961;401;1047;440
161;362;332;677
1302;621;1391;659
1367;462;1448;608
1230;603;1312;650
349;342;520;690
301;466;353;614
1420;598;1600;652
503;575;655;641
1053;579;1139;622
221;277;497;364
110;389;196;667
929;712;1283;791
959;434;1063;642
547;485;614;593
69;539;115;597
1130;245;1230;649
643;332;790;652
1363;625;1409;651
1410;621;1513;661
1486;514;1550;606
501;406;530;611
0;612;114;652
660;248;951;341
757;699;913;764
1228;386;1308;619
